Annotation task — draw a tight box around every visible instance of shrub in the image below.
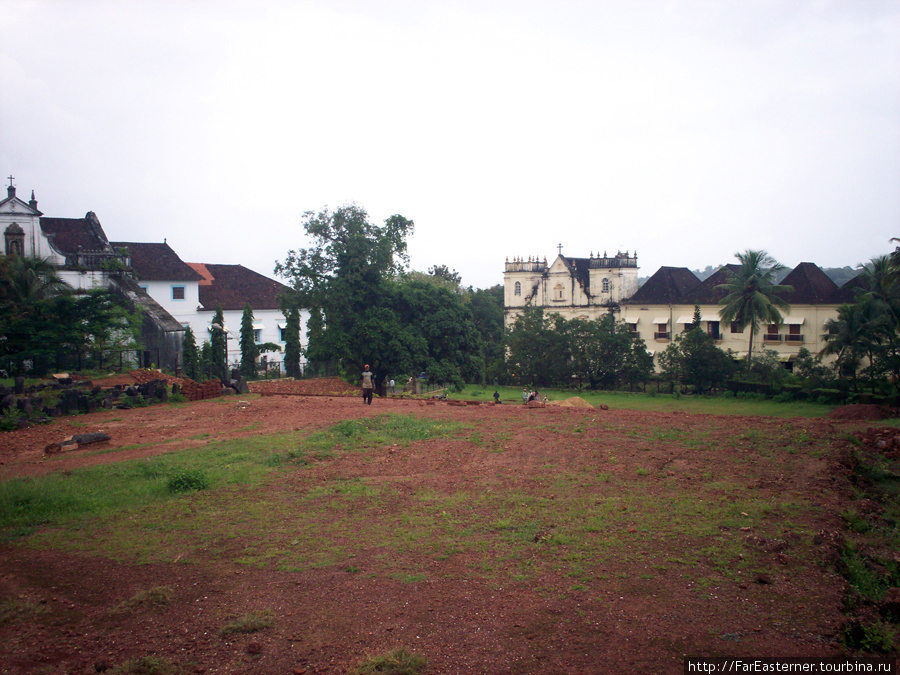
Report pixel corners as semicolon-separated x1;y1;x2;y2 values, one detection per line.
166;469;209;493
842;620;896;653
0;408;25;432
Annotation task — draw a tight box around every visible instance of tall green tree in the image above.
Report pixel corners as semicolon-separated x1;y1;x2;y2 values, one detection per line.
199;340;215;381
282;305;302;378
659;325;736;394
239;303;259;378
182;325;200;380
392;278;484;389
210;306;228;381
1;257;139;376
468;285;505;385
505;306;569;387
275;204;415;389
717;250;793;371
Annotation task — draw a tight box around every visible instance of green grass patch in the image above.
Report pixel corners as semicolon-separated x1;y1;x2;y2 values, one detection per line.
350;648;427;675
108;655;183;675
455;384;834;417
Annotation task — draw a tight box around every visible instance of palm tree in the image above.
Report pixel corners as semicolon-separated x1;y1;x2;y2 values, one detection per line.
821;300;890;389
0;255;68;304
717;250;793;372
859;255;900;328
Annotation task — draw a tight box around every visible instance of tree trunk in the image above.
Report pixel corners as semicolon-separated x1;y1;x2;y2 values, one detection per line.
746;329;754;373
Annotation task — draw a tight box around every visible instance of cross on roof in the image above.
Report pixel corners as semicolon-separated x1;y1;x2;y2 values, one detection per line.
7;175;14;187
557;243;563;255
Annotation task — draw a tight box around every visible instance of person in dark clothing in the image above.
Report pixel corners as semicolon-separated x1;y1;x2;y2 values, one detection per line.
361;365;374;405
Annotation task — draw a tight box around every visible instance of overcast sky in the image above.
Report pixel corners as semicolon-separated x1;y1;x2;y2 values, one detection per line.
2;0;899;289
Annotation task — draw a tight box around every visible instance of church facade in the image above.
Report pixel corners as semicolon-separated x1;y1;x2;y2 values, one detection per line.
504;251;640;321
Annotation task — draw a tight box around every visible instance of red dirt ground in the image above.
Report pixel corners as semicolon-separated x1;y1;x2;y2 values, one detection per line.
0;384;889;674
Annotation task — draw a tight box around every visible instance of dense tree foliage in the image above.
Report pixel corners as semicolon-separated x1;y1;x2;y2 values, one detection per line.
822;253;900;391
468;285;505;384
658;325;736;393
505;307;653;389
0;256;140;376
276;205;481;390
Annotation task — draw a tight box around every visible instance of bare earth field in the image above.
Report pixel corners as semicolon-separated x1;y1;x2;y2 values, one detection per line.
0;382;888;674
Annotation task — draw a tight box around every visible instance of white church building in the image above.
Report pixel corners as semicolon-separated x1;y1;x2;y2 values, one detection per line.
1;178;306;375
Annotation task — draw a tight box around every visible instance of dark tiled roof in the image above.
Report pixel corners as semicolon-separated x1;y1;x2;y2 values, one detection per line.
684;264;741;304
831;272;869;304
112;241;203;282
559;256;592;297
628;267;700;304
189;263;291;311
40;212;111;255
776;262;838;304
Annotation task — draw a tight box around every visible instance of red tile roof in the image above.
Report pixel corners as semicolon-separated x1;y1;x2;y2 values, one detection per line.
187;263;291;311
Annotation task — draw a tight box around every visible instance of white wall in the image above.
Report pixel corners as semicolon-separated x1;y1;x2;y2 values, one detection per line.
195;308;310;373
139;280;201;322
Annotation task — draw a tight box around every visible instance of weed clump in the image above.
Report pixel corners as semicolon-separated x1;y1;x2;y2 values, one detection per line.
166;469;209;493
220;609;274;635
107;655;181;674
350;647;427;675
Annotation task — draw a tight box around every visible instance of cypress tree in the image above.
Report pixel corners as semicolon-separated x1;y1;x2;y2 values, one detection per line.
182;325;200;380
239;303;259;378
283;305;302;378
210;306;228;381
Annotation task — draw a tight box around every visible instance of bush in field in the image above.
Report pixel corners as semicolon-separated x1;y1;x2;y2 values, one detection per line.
166;469;209;493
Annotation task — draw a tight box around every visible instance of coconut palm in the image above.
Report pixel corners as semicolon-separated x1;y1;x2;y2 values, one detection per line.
859;255;900;328
821;299;892;388
0;255;68;304
717;250;793;372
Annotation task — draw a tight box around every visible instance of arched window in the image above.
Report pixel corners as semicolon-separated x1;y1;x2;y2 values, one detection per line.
602;278;610;293
554;283;564;300
514;281;521;296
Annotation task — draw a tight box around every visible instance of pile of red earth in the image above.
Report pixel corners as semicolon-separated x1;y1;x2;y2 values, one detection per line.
248;377;361;397
129;369;187;386
828;404;898;421
857;427;900;459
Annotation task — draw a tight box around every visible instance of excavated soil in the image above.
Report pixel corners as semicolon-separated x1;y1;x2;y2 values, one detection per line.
0;388;889;674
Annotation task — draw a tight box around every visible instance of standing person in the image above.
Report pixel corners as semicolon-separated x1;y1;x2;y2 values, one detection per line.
522;387;528;405
389;378;395;395
361;365;374;405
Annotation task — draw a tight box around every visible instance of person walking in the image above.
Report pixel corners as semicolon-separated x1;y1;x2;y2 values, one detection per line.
389;378;395;395
361;365;374;405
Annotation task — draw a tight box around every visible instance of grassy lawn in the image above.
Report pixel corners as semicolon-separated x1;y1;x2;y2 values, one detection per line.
455;384;837;418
